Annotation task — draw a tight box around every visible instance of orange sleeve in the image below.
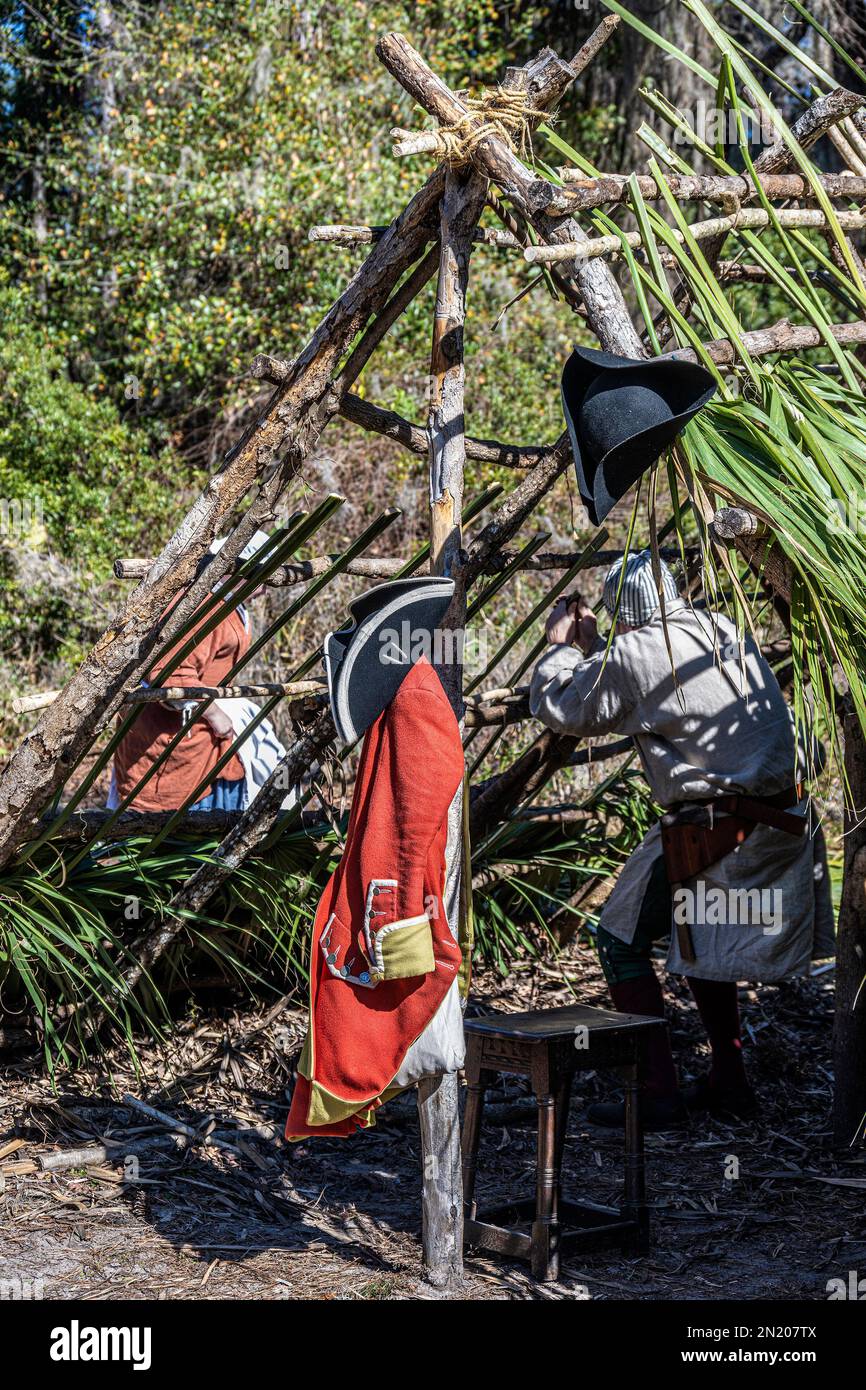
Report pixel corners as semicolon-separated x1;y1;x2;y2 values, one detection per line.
149;614;212;688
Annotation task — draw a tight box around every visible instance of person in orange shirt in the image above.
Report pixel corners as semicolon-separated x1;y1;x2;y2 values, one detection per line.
110;532;268;814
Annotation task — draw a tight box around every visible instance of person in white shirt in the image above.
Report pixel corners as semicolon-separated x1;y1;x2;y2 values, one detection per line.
530;550;833;1130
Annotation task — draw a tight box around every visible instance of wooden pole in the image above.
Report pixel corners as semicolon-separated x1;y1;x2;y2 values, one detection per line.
545;168;866;211
10;690;60;714
523;208;866;266
309;221;519;248
833;709;866;1149
360;31;613;1286
709;505;793;616
417;162;487;1290
666;318;866;368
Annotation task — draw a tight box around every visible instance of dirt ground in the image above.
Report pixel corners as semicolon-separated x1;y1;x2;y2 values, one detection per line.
1;944;864;1302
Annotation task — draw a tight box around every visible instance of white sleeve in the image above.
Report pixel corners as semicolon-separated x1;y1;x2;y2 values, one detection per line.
529;638;640;738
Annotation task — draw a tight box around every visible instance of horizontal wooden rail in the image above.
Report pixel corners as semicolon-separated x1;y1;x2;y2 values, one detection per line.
125;681;326;703
546;169;866;214
310;222;519;248
111;544;697;587
524;208;866;265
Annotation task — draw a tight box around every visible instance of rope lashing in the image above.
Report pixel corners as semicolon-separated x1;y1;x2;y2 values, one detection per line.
400;85;549;166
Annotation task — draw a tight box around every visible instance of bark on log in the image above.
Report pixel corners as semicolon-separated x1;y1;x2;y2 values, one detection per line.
488;544;697;572
17;680;326;714
710;507;764;542
114;543;693;590
469;728;578;842
117;551;410;584
664;317;866;368
125;681;325;703
428;168;487;582
309;221;519;248
759;90;866;169
37;807;301;845
710;506;793;609
511;805;591;825
37;1136;181;1172
567;13;622;79
339;391;550;470
416;1072;463;1288
548;169;866;213
714;261;779;284
465;690;530;726
121;1093;241;1155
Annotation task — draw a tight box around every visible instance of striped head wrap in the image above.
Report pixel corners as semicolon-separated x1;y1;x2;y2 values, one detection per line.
602;549;679;627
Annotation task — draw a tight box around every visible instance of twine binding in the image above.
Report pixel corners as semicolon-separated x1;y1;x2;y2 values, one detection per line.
408;85;549;166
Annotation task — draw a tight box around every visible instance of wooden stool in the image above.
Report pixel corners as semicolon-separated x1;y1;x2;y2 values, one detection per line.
461;1003;666;1281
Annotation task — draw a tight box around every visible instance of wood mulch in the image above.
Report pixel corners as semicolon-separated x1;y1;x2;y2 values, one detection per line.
1;945;863;1302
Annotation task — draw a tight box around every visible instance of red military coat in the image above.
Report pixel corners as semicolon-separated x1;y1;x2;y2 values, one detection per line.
286;658;464;1138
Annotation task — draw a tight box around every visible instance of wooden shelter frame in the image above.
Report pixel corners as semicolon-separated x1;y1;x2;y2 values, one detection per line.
4;16;866;1283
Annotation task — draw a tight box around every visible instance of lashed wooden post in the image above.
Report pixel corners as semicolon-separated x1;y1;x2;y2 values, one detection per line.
417;162;487;1288
376;30;645;359
398;31;625;1284
408;26;624;1284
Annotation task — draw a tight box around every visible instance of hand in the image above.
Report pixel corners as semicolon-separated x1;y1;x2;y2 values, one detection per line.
545;598;578;646
574;602;598;656
203;706;235;740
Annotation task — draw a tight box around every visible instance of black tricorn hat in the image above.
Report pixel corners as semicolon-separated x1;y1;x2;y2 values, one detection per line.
324;576;455;745
561;346;717;526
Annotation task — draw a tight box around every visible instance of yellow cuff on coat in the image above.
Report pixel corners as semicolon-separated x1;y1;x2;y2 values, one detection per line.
372;914;434;981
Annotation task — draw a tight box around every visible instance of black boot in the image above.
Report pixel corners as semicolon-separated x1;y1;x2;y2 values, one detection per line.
587;975;686;1130
586;1092;688;1131
683;1074;758;1120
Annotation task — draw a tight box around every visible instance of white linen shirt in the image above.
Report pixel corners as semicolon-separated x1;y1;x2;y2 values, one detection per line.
529;600;833;981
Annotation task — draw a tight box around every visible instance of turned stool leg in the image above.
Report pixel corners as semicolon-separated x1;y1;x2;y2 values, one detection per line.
622;1058;649;1254
460;1045;486;1222
531;1091;558;1281
553;1075;573;1187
